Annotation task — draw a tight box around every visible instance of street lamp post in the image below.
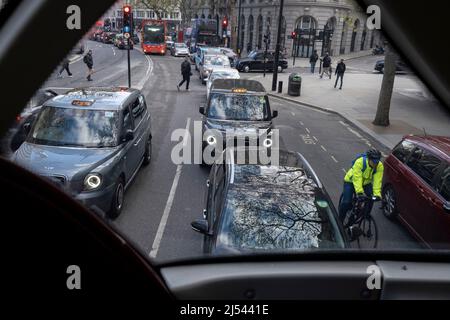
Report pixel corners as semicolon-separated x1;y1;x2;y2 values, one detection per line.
236;0;242;55
271;0;284;91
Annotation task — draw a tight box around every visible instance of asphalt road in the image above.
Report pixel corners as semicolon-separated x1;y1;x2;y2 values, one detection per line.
37;41;420;263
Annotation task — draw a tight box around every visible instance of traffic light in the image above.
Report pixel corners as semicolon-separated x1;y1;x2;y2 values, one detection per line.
291;31;297;39
222;17;228;29
123;5;133;35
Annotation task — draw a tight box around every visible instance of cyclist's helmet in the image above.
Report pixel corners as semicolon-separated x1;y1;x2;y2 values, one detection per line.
366;149;382;163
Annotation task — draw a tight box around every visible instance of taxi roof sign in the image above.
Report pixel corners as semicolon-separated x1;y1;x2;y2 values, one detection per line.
72;100;94;106
232;88;247;93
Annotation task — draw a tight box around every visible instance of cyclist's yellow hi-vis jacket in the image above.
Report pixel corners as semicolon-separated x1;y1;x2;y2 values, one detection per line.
344;157;384;198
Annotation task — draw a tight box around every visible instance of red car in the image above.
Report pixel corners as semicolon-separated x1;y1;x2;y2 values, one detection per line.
382;135;450;249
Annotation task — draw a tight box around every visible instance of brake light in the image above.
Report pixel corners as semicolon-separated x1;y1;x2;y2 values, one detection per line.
16;115;22;123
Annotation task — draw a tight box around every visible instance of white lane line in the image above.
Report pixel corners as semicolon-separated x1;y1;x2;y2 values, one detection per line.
305;128;310;134
45;87;74;90
312;136;318;142
149;118;190;258
342;168;347;174
320;145;327;152
291;112;296;116
331;155;338;163
112;47;116;56
299;121;304;126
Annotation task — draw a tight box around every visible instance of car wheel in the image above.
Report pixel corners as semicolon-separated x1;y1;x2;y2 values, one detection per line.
382;185;398;220
143;137;152;166
243;65;250;73
108;177;125;220
381;67;385;74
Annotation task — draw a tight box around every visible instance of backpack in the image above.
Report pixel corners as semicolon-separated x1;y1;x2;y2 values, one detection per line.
83;55;88;64
351;153;377;174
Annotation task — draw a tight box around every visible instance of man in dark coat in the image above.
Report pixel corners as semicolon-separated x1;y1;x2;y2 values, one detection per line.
334;59;346;90
83;50;94;81
57;58;72;78
177;56;192;91
320;52;332;79
309;50;319;73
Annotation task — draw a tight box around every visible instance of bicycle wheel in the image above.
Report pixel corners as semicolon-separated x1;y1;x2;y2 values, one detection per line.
356;216;378;249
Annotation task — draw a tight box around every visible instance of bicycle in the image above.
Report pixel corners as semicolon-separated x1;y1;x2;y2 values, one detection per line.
339;195;379;249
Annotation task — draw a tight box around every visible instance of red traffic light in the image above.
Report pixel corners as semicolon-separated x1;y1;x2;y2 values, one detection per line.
222;18;228;27
123;5;131;13
291;31;297;38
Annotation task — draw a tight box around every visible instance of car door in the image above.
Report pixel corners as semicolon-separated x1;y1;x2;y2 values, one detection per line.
130;96;147;164
253;53;264;70
206;163;226;253
388;140;416;215
403;146;443;246
430;164;450;248
120;105;138;181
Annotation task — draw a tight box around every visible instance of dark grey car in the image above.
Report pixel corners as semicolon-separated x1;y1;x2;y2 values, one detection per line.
199;79;278;165
13;87;152;219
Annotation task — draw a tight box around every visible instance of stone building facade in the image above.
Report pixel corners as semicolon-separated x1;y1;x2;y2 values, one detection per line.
190;0;383;57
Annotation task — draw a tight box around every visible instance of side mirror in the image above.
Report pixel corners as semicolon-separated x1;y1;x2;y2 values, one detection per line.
191;219;210;235
199;106;205;115
123;129;134;142
272;110;278;119
23;122;32;134
444;202;450;214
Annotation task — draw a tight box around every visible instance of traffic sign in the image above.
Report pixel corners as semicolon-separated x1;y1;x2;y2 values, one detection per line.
124;32;130;39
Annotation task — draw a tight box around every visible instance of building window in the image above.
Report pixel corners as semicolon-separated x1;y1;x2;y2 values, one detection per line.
247;15;254;52
257;15;263;50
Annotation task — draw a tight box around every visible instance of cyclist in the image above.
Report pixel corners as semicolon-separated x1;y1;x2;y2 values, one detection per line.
339;149;384;222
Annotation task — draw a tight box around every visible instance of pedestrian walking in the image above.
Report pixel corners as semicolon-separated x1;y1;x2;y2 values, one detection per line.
57;58;72;78
83;50;94;81
309;50;319;74
334;59;346;90
177;56;192;91
320;52;332;79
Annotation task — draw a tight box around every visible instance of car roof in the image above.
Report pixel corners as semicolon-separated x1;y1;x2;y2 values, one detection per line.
45;87;139;111
404;135;450;159
214;148;340;252
211;79;266;93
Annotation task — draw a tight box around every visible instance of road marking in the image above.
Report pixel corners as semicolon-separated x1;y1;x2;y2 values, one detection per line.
45;87;74;90
331;155;338;163
112;47;116;56
149;119;190;258
305;127;310;134
291;112;296;116
312;136;318;142
342;168;347;174
320;145;327;152
299;121;304;126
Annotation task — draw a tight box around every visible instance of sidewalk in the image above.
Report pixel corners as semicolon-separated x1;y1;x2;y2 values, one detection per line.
286;49;374;68
247;70;450;149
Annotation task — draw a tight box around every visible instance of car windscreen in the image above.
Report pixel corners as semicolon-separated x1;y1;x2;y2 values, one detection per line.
208;93;270;121
28;106;119;148
175;43;187;48
204;56;229;67
218;165;346;251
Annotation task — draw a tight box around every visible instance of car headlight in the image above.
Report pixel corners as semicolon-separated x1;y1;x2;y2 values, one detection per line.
83;173;102;191
206;135;217;145
263;138;273;148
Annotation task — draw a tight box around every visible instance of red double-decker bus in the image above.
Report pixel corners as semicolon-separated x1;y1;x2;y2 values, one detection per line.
141;20;167;55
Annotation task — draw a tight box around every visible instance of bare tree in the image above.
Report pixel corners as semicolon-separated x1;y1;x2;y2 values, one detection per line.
373;43;398;126
140;0;181;20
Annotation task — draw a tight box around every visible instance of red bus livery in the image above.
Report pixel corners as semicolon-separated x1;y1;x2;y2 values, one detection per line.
141;20;167;55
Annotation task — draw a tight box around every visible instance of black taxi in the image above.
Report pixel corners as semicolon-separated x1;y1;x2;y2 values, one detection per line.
191;147;348;255
199;79;278;165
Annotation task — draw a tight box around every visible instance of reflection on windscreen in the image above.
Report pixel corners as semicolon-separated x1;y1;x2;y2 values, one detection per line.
205;56;229;67
29;107;118;148
208;94;269;121
143;26;164;44
219;165;345;251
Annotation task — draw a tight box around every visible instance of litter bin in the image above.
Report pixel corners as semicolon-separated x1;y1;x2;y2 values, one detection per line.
288;73;302;96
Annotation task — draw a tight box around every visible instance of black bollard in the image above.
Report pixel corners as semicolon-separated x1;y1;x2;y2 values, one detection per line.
278;81;283;93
